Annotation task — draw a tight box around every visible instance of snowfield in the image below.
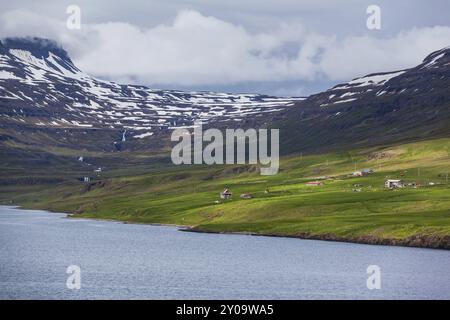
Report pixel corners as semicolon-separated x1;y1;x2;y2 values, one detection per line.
0;42;304;134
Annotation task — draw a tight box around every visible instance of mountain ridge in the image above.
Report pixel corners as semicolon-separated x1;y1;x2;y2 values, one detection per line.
0;37;303;140
277;45;450;154
1;37;450;157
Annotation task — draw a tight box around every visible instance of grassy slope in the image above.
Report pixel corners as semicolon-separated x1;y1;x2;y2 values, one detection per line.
2;137;450;246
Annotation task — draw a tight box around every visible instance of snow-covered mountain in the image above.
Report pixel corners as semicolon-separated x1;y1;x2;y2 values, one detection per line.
279;45;450;154
311;46;450;108
0;37;303;140
2;37;450;156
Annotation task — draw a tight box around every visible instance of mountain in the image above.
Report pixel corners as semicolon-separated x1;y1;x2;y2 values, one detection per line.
278;46;450;154
1;37;450;160
0;37;303;152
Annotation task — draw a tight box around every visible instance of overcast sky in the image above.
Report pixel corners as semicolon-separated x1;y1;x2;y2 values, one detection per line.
1;0;450;96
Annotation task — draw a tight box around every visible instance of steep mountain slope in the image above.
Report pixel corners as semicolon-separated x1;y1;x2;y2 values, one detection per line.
0;37;302;152
1;37;450;161
279;46;450;154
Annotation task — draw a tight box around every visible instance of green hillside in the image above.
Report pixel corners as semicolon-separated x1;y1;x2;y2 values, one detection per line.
2;137;450;249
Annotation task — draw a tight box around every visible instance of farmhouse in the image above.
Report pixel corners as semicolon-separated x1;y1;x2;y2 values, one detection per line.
385;179;403;189
220;188;232;200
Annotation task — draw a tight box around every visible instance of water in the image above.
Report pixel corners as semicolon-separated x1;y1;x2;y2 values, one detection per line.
0;206;449;299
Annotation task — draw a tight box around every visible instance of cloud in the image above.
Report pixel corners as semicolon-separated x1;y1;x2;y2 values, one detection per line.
72;10;326;85
1;9;450;90
319;26;450;80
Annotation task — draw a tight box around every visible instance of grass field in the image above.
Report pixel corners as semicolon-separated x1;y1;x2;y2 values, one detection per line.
2;137;450;248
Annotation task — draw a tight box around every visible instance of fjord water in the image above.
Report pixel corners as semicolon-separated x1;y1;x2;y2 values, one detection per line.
1;206;449;299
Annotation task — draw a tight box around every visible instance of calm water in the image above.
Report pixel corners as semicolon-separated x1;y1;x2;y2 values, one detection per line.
0;206;449;300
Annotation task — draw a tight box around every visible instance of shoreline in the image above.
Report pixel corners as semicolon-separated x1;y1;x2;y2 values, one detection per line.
2;205;449;251
76;213;450;251
182;227;450;251
68;213;194;229
0;205;193;229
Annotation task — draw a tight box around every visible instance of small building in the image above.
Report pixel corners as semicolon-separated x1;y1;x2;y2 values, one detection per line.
353;169;373;177
220;188;232;200
240;193;253;199
305;181;323;186
78;156;84;162
385;179;403;189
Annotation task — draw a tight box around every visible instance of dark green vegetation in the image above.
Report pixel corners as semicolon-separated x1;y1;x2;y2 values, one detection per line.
2;137;450;249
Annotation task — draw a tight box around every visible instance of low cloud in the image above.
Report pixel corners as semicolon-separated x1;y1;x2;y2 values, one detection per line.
1;9;450;91
320;26;450;80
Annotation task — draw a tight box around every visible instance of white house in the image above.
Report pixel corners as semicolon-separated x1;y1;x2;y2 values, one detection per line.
220;188;232;200
385;179;403;189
